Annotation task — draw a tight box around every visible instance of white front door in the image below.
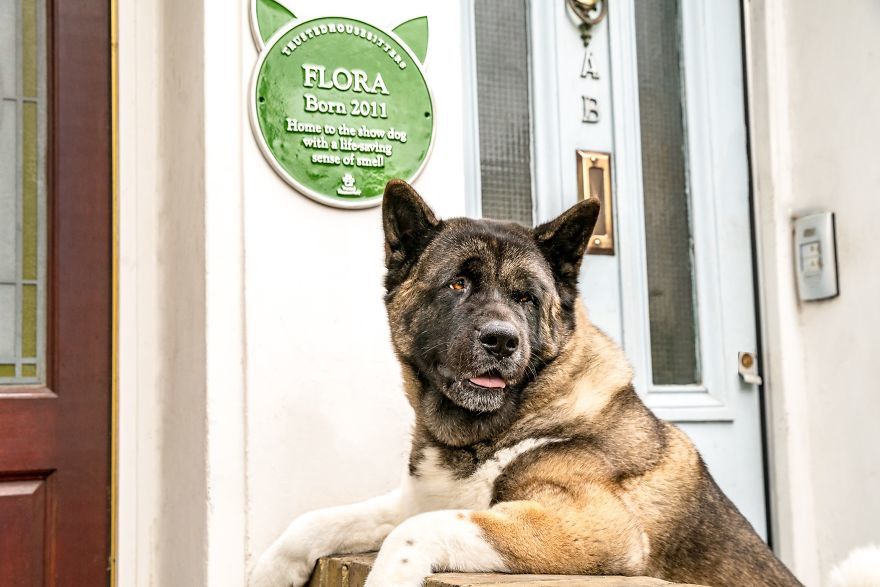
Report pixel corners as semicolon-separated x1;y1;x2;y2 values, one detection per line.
463;0;767;537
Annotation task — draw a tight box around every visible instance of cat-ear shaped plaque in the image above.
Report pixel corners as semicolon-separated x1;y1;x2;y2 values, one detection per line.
249;0;434;209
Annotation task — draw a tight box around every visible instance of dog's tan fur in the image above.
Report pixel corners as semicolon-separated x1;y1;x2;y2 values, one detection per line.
385;203;800;585
418;306;800;585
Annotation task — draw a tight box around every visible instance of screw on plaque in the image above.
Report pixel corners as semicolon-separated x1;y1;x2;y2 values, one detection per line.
567;0;608;47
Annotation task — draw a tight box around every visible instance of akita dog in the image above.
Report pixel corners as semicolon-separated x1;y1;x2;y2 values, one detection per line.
250;180;801;587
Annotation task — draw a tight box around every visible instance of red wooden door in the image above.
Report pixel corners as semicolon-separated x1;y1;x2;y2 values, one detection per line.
0;1;112;585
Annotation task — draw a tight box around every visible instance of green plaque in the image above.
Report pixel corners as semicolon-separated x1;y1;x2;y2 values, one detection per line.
250;9;434;209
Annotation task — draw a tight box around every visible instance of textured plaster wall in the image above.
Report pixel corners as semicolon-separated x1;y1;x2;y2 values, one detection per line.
748;0;880;582
118;0;245;584
783;0;880;576
155;0;210;584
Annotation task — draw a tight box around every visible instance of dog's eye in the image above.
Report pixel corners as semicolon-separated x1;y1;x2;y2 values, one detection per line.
513;292;533;304
449;277;467;291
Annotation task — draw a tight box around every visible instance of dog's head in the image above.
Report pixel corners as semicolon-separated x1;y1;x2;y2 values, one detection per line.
382;180;600;446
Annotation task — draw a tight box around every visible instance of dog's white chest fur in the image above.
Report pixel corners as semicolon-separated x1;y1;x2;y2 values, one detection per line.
400;437;561;517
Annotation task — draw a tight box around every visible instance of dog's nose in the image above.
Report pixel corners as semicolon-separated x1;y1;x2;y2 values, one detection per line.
479;321;519;359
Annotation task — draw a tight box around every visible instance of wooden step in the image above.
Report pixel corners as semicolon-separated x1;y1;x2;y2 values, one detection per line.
306;553;707;587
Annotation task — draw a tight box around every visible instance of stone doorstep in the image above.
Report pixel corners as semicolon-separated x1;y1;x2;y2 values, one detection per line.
307;553;708;587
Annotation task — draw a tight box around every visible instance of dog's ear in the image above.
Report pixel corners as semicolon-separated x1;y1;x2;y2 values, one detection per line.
532;198;601;285
383;179;441;290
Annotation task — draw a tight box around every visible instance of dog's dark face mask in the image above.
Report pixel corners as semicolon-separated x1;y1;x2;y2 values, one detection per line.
382;180;599;445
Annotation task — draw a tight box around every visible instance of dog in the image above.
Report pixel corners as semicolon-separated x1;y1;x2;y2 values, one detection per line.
249;179;802;587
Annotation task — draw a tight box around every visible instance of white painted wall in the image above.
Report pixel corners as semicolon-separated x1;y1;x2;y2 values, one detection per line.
746;0;880;583
242;0;472;572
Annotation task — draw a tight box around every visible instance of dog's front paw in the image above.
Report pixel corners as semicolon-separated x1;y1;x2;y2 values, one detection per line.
248;549;313;587
364;543;432;587
364;563;430;587
363;522;434;587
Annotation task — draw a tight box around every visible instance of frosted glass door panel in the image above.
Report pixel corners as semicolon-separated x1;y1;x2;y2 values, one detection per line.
473;0;534;225
635;0;700;386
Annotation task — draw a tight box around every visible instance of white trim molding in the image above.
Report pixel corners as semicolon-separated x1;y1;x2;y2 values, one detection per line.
117;0;250;585
459;0;482;219
613;0;754;422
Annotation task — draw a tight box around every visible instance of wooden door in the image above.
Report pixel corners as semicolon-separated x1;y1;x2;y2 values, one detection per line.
0;1;112;585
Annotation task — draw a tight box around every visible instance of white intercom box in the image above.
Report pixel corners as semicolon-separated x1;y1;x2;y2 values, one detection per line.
793;211;839;302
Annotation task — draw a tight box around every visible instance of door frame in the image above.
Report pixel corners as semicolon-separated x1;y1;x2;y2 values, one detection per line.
52;1;114;581
110;0;120;582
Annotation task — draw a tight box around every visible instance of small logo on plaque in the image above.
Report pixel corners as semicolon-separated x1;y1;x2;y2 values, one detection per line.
249;0;435;209
337;173;362;197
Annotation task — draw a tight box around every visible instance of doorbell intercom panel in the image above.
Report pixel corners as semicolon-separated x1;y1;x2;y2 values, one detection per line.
793;211;839;302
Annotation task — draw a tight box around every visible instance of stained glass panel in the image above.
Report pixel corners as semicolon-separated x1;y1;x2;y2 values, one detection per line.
0;0;46;385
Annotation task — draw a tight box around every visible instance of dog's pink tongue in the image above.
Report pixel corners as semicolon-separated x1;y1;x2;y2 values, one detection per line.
469;375;506;389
